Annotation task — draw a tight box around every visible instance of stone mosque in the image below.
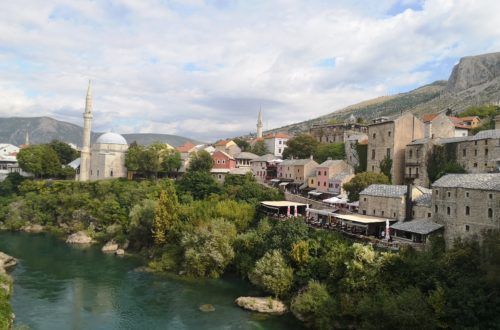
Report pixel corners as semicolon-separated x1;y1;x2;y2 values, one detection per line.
77;81;128;181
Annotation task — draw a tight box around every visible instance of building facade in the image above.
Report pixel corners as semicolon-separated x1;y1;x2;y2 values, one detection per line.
88;133;128;181
315;159;352;193
310;123;368;144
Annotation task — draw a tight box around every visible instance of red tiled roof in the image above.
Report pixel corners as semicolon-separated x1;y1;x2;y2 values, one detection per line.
176;142;196;153
421;114;439;122
215;140;230;146
264;133;290;139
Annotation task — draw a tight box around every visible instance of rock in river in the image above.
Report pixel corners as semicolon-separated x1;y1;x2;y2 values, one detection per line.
199;304;216;312
115;249;125;256
0;251;17;271
66;231;94;244
235;297;287;315
102;240;119;253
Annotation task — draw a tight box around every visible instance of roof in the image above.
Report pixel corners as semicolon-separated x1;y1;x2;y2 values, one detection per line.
251;154;277;162
408;137;431;146
211;168;230;174
432;173;500;191
346;134;368;141
176;142;196;153
470;129;500;140
235;152;259;160
391;219;443;235
213;150;234;160
335;213;393;224
215;139;231;146
439;136;469;144
67;158;81;169
449;116;472;130
95;132;128;145
460;116;480;122
413;192;432;207
291;159;318;166
264;133;290;139
261;201;308;208
318;159;344;167
331;172;354;181
360;184;407;198
421;114;439;122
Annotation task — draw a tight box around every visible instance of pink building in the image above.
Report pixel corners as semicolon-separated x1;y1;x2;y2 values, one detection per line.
315;159;352;193
212;150;236;169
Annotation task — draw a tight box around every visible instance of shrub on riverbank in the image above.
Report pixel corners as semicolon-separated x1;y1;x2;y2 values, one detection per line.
0;273;13;330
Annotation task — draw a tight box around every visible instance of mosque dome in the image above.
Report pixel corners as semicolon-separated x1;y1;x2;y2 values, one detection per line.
95;132;128;145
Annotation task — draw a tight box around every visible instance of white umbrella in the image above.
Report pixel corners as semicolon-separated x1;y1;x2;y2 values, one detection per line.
385;219;390;241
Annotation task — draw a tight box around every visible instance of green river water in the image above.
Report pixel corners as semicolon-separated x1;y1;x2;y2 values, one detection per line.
0;232;304;330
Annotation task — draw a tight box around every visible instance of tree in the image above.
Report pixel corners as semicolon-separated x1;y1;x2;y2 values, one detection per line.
233;138;251;152
129;199;157;248
251;140;269;156
181;218;237;278
125;143;144;177
152;182;180;245
426;145;465;183
162;150;182;175
177;171;220;200
314;143;346;163
17;145;61;178
282;134;319;159
379;155;393;182
343;172;390;201
48;140;79;164
249;249;294;298
291;280;333;329
188;150;213;172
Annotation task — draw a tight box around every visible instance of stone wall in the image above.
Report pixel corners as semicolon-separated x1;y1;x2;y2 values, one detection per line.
359;195;406;220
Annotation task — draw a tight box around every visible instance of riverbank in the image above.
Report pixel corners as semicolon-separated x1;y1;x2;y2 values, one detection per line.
0;252;16;330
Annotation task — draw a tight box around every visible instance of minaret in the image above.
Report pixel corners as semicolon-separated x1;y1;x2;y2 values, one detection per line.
25;131;30;146
79;81;93;181
257;109;263;138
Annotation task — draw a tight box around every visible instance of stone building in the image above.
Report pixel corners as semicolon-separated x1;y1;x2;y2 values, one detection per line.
329;172;355;196
235;152;259;168
345;134;368;169
359;184;429;221
367;113;425;184
310;122;368;144
277;158;318;184
88;133;128;181
251;154;279;182
456;129;500;173
432;173;500;245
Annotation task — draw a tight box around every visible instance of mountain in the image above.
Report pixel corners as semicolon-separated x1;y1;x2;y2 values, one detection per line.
0;117;202;147
266;52;500;135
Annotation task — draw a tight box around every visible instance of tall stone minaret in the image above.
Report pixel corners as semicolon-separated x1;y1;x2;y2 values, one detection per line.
25;131;30;146
79;81;93;181
256;109;263;138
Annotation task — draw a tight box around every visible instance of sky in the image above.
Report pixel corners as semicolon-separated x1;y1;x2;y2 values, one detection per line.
1;0;500;142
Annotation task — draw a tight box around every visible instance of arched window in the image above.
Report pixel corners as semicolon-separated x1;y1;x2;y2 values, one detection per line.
488;208;493;218
435;205;438;213
465;206;470;216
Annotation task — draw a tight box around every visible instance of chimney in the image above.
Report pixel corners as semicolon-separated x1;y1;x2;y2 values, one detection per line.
424;122;432;139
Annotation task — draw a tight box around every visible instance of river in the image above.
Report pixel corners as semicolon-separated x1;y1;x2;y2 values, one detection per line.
0;232;304;330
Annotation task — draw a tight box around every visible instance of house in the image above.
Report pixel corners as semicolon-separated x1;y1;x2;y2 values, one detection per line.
315;159;352;194
455;129;500;173
251;154;279;182
214;140;241;157
432;173;500;246
176;142;197;154
277;159;296;180
358;184;429;221
212;167;253;184
0;143;25;181
310;122;368;144
263;133;289;157
290;159;319;184
235;152;259;168
212;150;236;170
391;219;443;244
329;172;355;196
367;113;425;184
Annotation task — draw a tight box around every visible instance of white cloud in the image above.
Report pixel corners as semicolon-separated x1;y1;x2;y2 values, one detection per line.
0;0;499;141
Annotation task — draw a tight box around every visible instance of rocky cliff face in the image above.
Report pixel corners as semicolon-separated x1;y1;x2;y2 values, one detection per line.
446;52;500;92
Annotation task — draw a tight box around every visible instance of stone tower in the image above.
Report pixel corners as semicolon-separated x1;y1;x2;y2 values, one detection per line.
79;81;93;181
256;109;263;138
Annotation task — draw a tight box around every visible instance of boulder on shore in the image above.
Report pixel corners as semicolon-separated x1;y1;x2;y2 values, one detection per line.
21;224;44;233
66;231;94;244
115;249;125;256
102;240;119;253
235;297;287;315
0;251;17;271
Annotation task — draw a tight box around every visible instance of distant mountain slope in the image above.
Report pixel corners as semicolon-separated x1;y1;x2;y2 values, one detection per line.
266;52;500;135
0;117;202;147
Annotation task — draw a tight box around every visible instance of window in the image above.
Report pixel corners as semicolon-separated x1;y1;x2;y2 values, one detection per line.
427;213;431;218
372;165;375;171
382;211;385;216
386;148;391;158
363;197;367;202
393;212;396;217
447;207;450;215
279;140;282;144
362;210;366;215
97;170;99;177
474;141;477;146
485;140;488;145
388;131;391;137
474;149;477;156
463;149;466;157
485;148;489;156
466;192;469;197
371;149;375;160
435;205;438;213
110;170;113;177
447;191;451;197
373;133;376;139
435;189;439;195
373;209;376;215
489;194;493;199
324;182;326;187
474;163;478;168
416;149;420;158
465;225;470;232
317;181;320;187
409;149;413;158
465;206;470;216
488;208;493;218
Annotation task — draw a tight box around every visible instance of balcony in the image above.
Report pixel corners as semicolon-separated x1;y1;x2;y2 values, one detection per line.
405;161;421;166
405;173;419;179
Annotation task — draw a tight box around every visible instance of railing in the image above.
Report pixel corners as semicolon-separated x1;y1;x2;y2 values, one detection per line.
405;173;419;179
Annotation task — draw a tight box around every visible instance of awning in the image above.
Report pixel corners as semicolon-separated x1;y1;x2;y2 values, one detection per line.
335;213;394;224
261;201;308;208
299;182;308;190
270;179;280;182
308;208;338;216
308;191;322;196
279;182;289;186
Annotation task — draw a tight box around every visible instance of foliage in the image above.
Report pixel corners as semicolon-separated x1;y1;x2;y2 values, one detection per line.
188;150;213;172
379;155;392;182
152;182;180;245
291;281;333;329
249;249;294;298
177;171;220;200
47;140;79;164
282;134;319;159
0;173;26;196
223;173;283;204
233;138;251;152
162;150;182;174
181;218;237;278
355;142;368;173
0;274;13;330
314;143;345;163
125;143;177;178
458;104;500;118
343;172;390;201
17;144;61;178
426;145;465;183
251;140;269;156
